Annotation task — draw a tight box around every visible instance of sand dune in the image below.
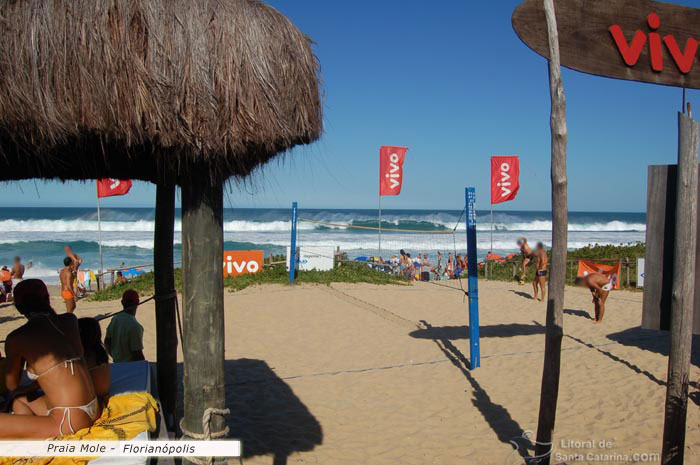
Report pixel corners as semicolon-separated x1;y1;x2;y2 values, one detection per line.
1;280;698;465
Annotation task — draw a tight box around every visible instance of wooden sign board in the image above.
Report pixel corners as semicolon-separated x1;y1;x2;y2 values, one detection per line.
642;165;700;335
513;0;700;89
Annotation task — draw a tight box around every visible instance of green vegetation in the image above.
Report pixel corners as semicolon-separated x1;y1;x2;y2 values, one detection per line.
90;262;406;301
480;242;645;288
225;262;407;291
89;269;183;302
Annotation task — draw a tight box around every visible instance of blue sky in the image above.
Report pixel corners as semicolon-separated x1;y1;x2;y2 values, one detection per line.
1;0;698;212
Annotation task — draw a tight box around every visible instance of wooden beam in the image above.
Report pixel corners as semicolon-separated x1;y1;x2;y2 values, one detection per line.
535;0;568;463
661;112;699;465
181;174;226;454
154;181;178;431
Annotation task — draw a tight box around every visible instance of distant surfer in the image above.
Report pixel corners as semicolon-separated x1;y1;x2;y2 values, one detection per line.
517;237;535;284
532;243;548;302
60;257;76;313
575;273;613;323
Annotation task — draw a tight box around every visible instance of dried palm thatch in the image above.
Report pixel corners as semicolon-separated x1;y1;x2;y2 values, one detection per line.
0;0;322;184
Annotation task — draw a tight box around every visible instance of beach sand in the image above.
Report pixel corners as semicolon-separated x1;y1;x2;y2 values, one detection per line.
1;280;699;464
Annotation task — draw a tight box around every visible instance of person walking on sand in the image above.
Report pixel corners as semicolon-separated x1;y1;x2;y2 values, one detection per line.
517;237;535;285
532;242;548;302
60;257;76;313
575;273;613;323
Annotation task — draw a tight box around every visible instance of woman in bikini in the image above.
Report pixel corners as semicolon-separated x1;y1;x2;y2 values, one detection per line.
2;279;101;438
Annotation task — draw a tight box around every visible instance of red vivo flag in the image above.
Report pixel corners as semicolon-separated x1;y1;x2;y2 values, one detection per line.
97;179;133;198
380;146;407;196
491;156;520;204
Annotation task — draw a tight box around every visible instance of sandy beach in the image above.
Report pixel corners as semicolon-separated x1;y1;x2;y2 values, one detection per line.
1;280;698;465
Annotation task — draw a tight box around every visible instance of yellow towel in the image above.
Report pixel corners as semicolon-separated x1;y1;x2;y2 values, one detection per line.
1;392;159;465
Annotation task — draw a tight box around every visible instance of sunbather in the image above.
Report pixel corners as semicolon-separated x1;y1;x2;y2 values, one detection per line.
1;279;101;438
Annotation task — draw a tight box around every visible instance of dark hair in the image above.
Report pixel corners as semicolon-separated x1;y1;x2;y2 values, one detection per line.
536;242;545;249
78;317;109;365
116;271;123;276
575;277;584;285
400;249;405;256
14;279;55;317
13;256;20;262
63;256;72;267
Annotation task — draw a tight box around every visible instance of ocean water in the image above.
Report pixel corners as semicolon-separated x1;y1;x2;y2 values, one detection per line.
0;207;646;284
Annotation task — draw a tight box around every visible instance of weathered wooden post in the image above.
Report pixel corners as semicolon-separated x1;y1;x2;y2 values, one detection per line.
534;1;568;461
661;110;699;465
154;181;178;431
181;173;227;453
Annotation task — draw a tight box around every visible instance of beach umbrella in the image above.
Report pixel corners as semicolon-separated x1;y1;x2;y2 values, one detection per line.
0;0;322;450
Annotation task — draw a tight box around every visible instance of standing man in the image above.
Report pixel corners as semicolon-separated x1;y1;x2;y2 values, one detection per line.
575;273;613;323
106;290;145;363
60;257;76;313
11;256;31;282
517;237;535;285
532;242;548;302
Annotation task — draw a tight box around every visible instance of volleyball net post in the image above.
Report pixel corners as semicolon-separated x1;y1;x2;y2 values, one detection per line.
289;202;298;284
466;187;481;369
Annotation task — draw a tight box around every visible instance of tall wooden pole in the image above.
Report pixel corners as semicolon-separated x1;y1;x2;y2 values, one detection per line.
535;0;568;462
661;110;699;465
154;181;178;431
181;173;226;455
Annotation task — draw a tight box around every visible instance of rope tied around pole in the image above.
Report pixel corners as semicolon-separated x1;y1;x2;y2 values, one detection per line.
180;407;231;465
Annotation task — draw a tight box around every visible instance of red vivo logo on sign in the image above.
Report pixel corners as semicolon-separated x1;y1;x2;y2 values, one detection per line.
491;156;520;205
223;251;264;278
610;13;698;74
379;146;407;196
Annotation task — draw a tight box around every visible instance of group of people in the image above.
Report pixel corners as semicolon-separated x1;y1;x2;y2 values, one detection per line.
517;236;612;323
392;250;468;281
0;256;32;304
0;280;145;438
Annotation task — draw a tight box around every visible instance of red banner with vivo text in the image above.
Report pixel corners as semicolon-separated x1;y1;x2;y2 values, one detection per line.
380;146;407;196
577;260;622;290
491;156;520;204
97;179;133;198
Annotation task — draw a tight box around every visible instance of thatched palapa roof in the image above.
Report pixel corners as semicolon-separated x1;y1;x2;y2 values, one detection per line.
0;0;322;184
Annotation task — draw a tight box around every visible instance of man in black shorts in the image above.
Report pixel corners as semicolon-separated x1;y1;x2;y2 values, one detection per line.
533;242;548;301
517;237;536;284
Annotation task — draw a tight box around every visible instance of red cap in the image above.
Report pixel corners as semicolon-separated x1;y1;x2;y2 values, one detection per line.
121;289;140;308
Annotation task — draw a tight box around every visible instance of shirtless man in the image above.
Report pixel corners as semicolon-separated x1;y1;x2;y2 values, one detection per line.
532;243;548;301
11;256;31;282
575;273;613;323
517;237;536;284
60;257;76;313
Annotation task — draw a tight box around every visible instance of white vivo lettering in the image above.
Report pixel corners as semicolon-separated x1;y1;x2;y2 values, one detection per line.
498;163;513;197
386;153;401;189
224;258;260;275
233;261;247;273
109;179;120;190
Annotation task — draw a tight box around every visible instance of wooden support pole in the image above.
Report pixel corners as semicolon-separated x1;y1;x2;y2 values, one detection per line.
535;0;568;462
154;181;178;431
181;174;226;455
661;111;699;465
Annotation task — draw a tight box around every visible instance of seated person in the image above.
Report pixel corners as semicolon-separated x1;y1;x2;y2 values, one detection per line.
105;290;145;363
115;271;128;285
2;279;101;438
78;318;111;400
